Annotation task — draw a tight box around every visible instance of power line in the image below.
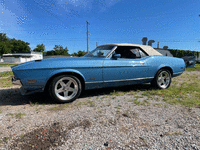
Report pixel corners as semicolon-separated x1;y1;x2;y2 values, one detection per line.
32;0;71;28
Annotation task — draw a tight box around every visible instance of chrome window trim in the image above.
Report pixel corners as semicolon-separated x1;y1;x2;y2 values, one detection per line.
105;46;118;58
173;72;183;75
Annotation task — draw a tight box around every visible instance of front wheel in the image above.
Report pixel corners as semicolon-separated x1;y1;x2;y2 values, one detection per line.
49;75;82;103
151;69;171;89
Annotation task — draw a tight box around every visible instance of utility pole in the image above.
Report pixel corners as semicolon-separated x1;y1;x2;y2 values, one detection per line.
157;42;159;49
86;21;90;53
96;42;98;47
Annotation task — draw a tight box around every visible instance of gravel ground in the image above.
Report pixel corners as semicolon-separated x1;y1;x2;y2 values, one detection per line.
0;72;200;150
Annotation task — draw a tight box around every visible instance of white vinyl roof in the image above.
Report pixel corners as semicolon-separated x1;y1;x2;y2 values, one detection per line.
100;43;162;56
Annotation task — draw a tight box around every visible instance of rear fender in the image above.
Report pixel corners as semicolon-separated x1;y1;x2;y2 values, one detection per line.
156;64;173;76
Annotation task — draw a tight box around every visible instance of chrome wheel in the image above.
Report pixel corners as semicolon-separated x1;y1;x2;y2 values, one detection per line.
54;77;79;101
157;70;171;89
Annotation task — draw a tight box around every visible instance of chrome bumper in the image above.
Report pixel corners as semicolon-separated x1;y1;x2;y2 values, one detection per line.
11;77;22;85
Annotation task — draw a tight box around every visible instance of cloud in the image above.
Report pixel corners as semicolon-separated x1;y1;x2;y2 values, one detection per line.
55;0;121;13
0;0;29;38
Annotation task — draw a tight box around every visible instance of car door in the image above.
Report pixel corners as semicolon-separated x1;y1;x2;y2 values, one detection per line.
102;46;151;87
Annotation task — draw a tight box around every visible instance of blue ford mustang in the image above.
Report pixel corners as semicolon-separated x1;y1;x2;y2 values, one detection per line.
11;43;185;103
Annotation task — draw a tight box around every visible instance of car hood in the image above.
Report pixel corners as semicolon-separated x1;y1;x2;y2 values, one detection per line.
12;57;105;71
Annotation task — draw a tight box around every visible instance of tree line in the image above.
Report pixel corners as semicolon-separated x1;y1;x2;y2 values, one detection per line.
1;33;199;58
0;33;87;57
168;49;199;58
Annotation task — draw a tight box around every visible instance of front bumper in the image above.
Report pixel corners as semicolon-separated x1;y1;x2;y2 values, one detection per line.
12;77;43;95
11;77;22;85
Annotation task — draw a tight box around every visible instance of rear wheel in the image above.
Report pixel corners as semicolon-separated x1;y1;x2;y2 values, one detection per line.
49;75;82;103
151;69;171;89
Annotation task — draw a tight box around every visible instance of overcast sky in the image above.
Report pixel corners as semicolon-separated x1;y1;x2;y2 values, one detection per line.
1;0;200;53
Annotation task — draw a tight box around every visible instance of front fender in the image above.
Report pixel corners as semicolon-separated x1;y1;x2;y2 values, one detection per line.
45;69;86;85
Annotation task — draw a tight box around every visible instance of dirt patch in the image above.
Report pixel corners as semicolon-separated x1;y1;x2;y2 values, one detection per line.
8;119;92;150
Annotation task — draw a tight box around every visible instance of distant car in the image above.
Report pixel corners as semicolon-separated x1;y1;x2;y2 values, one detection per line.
11;43;185;103
182;56;196;68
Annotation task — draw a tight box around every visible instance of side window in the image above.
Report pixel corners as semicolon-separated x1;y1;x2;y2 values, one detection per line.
130;49;140;58
139;50;147;58
113;46;147;59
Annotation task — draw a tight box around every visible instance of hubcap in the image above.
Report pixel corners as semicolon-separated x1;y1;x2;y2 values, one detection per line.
157;71;170;89
54;77;78;101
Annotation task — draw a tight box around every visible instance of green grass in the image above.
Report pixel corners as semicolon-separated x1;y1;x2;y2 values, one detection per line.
0;63;15;67
115;105;122;109
132;99;150;106
29;101;39;107
7;112;26;119
142;73;200;107
110;90;127;96
80;100;95;107
185;64;200;71
48;104;70;111
0;71;13;77
0;76;15;88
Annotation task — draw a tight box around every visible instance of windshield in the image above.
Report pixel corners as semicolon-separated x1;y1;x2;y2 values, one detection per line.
84;45;115;57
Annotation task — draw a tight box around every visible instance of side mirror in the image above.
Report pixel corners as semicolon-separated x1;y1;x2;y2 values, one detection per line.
113;54;121;59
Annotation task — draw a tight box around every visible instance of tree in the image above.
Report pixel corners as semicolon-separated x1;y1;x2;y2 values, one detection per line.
71;50;87;57
53;45;70;55
46;50;55;56
10;39;31;53
0;43;10;56
0;33;11;56
45;45;70;56
0;33;8;42
33;44;45;52
77;50;87;57
0;33;31;56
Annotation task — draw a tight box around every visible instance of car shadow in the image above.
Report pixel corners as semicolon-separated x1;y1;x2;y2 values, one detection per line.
80;83;153;98
0;83;154;106
0;88;55;106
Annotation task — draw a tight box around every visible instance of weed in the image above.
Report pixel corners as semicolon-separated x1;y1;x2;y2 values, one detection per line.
185;64;200;71
140;73;200;107
0;63;15;67
107;102;111;106
81;100;95;107
133;99;149;106
48;104;69;111
133;99;141;105
29;101;39;107
7;113;26;119
110;90;126;96
98;110;102;113
115;105;122;109
129;91;137;95
15;113;26;119
0;76;16;88
2;137;9;143
163;132;182;136
0;71;13;77
36;107;42;112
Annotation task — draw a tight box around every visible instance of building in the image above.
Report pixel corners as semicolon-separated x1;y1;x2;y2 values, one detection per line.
3;52;43;63
196;53;200;63
155;48;173;57
0;56;3;62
